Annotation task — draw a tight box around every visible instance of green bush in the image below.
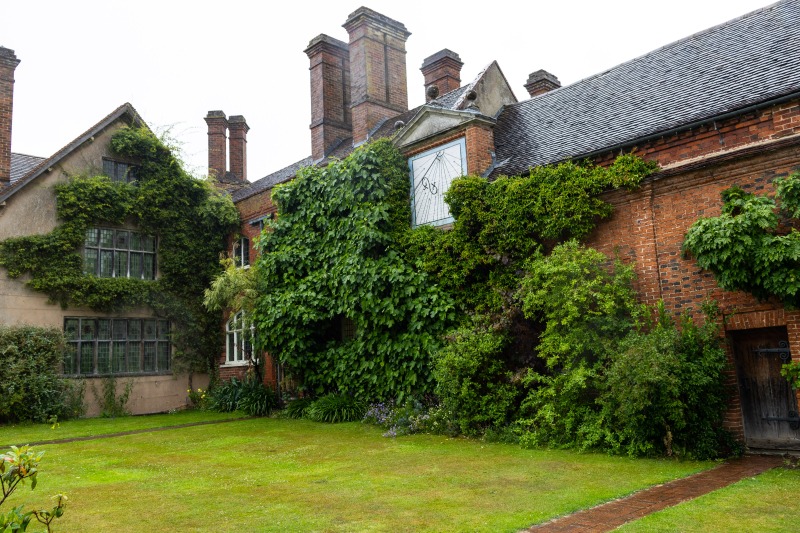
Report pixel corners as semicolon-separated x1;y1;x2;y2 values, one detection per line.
433;323;520;436
600;303;733;459
237;379;278;417
516;241;639;448
0;325;83;423
283;398;314;419
1;445;67;532
306;393;366;423
207;377;277;416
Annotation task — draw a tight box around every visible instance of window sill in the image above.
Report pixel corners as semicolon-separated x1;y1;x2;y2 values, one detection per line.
220;362;249;368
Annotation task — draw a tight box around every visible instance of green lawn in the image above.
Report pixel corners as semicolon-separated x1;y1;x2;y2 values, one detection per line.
619;466;800;532
0;410;246;447
1;414;712;532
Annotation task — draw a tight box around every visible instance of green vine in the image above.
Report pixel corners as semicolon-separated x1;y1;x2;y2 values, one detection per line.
0;127;240;372
683;171;800;306
252;139;455;401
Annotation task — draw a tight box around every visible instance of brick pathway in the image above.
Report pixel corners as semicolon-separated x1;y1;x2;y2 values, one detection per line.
526;454;784;532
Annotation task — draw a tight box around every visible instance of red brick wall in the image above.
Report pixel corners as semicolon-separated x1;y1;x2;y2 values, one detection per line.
585;98;800;442
218;187;281;389
466;124;494;176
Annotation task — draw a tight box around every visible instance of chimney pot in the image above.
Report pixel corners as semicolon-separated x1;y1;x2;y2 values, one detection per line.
525;70;561;98
0;47;21;186
421;49;463;102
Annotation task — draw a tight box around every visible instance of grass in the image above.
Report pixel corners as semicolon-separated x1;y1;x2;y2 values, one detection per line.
619;466;800;532
0;409;246;447
0;414;713;532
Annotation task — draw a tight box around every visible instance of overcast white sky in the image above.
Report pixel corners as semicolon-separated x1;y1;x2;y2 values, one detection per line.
4;0;775;180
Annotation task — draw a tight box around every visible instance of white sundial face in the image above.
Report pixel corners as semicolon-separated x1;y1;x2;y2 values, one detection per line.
409;138;466;226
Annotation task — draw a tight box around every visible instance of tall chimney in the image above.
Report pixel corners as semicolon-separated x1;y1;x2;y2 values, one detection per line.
343;7;410;146
0;47;20;186
525;70;561;98
421;49;462;102
228;115;249;182
305;35;352;162
204;110;228;180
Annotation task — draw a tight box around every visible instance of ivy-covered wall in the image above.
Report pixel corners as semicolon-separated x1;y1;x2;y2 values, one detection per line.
0;126;240;376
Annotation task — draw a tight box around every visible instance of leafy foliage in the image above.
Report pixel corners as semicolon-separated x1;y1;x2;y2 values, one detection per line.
516;242;640;449
403;155;657;313
0;127;241;373
305;393;367;423
252;140;454;400
683;173;800;305
599;302;732;459
433;322;520;436
0;325;83;423
1;446;67;533
206;376;278;416
90;376;132;418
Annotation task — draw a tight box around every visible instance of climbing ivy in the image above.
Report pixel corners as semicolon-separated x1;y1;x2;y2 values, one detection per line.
683;172;800;306
0;127;240;372
252;140;455;400
403;154;658;314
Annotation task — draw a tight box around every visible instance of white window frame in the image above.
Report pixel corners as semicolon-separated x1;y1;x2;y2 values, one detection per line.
224;310;255;366
232;236;250;268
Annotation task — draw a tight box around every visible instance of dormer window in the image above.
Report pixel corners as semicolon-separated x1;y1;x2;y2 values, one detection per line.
233;237;250;267
408;138;466;227
103;158;138;183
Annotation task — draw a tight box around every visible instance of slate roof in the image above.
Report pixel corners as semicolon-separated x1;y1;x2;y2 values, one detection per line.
492;0;800;178
231;156;314;202
10;153;45;183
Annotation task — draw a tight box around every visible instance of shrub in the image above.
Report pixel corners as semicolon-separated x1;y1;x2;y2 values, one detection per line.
207;377;278;416
600;303;733;459
237;379;278;417
362;398;438;437
433;323;520;437
516;241;639;449
0;325;83;423
306;393;366;423
283;398;315;419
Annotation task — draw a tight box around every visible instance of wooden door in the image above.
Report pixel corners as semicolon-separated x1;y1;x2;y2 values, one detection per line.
731;327;800;450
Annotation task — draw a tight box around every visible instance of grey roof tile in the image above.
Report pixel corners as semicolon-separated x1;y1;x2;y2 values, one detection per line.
492;0;800;177
10;153;45;183
231;156;314;202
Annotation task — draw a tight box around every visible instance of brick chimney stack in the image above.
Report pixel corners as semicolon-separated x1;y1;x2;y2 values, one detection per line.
421;49;463;102
228;115;249;182
204;110;228;180
525;70;561;98
343;7;410;146
0;47;20;186
305;35;352;162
